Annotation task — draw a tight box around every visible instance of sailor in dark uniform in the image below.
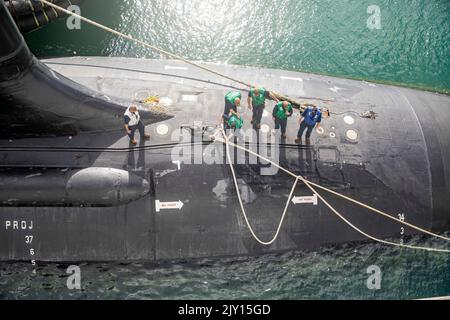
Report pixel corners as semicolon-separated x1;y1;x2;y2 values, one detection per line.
295;105;322;145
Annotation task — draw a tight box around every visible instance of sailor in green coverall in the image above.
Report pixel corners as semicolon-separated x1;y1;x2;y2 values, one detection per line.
272;101;293;138
223;91;243;130
247;86;279;130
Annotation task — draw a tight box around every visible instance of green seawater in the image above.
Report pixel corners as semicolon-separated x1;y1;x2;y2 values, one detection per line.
25;0;450;94
1;237;449;300
1;0;449;300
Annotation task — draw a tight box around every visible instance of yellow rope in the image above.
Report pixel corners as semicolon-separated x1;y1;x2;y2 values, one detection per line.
217;130;449;253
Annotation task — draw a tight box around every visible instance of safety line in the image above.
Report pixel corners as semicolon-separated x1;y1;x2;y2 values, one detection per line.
223;130;299;245
218;129;450;252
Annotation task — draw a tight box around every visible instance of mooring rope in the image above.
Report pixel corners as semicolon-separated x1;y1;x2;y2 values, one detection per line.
218;129;449;253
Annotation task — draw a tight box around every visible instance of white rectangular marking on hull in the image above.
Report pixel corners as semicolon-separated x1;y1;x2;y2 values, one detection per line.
292;194;318;205
165;66;188;71
280;76;303;82
155;200;184;212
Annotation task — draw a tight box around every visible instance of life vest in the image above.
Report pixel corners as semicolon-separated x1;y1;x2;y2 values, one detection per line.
250;87;266;107
275;102;293;120
124;107;140;126
225;91;242;105
304;107;322;126
227;115;244;129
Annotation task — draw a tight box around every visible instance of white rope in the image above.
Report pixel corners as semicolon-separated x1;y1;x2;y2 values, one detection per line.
299;178;450;253
217;132;450;242
222;131;299;245
217;130;450;253
305;180;450;243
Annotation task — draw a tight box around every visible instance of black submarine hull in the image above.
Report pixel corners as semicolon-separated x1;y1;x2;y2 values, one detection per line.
0;2;172;139
1;56;449;261
4;0;84;33
0;1;449;262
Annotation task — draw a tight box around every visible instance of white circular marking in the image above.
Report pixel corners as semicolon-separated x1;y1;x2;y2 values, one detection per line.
344;115;355;125
260;124;270;133
331;126;335;130
262;110;271;118
346;130;358;140
159;97;173;106
134;90;150;102
156;124;169;136
329;132;336;138
316;127;324;135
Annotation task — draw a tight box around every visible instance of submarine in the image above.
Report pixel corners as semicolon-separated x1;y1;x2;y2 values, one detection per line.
0;1;449;262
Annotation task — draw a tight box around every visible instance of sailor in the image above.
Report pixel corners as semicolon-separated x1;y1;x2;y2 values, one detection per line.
124;105;150;145
272;101;293;138
223;91;242;129
227;114;244;130
247;86;279;130
295;104;322;145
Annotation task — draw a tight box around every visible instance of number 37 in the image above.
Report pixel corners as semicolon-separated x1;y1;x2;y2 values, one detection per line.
25;235;33;244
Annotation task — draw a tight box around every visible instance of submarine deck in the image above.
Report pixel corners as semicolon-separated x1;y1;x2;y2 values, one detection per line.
1;57;449;261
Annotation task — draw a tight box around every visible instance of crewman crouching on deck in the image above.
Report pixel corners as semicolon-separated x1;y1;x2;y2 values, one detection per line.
295;104;322;145
124;105;150;145
247;86;279;130
223;91;242;130
272;101;293;139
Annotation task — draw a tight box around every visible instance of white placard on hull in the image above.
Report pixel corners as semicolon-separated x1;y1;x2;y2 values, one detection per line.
155;200;184;212
291;194;318;206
